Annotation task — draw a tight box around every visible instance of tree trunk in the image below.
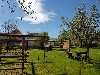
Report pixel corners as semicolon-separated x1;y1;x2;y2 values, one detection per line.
80;40;83;48
69;39;71;52
87;45;90;62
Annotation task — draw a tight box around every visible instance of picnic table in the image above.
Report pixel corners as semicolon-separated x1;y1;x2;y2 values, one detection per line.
67;51;87;61
75;51;87;61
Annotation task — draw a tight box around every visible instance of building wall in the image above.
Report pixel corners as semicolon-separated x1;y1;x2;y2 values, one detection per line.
28;41;40;49
48;42;55;46
28;41;34;46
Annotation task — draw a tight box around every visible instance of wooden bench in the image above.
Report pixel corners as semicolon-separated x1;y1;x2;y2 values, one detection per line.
75;51;87;61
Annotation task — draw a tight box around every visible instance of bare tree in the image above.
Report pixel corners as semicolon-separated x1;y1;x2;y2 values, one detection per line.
1;19;18;34
1;0;37;20
1;19;19;52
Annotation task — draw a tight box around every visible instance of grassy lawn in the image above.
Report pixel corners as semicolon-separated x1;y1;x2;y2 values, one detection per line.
0;47;100;75
26;47;100;75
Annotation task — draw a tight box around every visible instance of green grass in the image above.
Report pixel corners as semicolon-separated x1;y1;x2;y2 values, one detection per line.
71;47;100;60
0;47;100;75
27;47;100;75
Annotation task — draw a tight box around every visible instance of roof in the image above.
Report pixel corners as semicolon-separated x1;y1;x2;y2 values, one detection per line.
49;38;58;42
10;29;22;35
45;45;50;47
28;33;39;35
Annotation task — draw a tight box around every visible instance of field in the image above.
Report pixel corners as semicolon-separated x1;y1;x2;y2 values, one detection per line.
26;47;100;75
0;47;100;75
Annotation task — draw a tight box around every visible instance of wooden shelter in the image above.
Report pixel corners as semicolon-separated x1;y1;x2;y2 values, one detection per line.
0;34;47;75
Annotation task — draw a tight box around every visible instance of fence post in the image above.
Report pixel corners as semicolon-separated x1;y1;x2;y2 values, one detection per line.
22;37;25;74
0;42;2;62
31;62;35;75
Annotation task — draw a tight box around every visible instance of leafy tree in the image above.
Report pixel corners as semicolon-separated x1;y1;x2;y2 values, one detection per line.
27;32;49;49
58;30;68;42
58;29;78;46
61;4;100;61
36;32;49;45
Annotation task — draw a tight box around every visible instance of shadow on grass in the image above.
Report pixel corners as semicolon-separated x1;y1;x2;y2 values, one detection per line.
59;73;68;75
23;72;33;75
93;61;100;69
70;46;77;49
44;61;53;63
90;59;100;70
52;48;58;50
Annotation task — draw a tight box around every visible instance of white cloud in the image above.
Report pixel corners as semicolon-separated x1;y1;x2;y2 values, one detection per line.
16;0;56;24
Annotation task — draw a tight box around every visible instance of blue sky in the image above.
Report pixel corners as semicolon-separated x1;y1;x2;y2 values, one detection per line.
0;0;100;38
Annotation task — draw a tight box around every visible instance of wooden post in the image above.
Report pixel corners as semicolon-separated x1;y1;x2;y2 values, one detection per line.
31;62;36;75
0;42;2;62
22;37;25;74
26;41;28;50
44;50;46;63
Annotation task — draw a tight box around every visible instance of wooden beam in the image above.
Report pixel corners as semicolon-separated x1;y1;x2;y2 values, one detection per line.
2;51;29;54
0;67;26;70
0;62;33;64
0;39;22;41
0;55;28;58
0;34;47;37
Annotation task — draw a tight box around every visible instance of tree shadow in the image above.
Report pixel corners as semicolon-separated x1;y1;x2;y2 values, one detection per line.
59;73;68;75
44;61;53;63
90;59;100;69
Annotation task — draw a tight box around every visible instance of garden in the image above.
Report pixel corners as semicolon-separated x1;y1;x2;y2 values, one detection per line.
0;0;100;75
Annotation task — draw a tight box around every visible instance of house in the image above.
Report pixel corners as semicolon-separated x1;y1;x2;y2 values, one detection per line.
27;37;58;49
26;33;58;48
26;33;41;49
26;32;58;49
0;29;22;41
48;38;58;46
